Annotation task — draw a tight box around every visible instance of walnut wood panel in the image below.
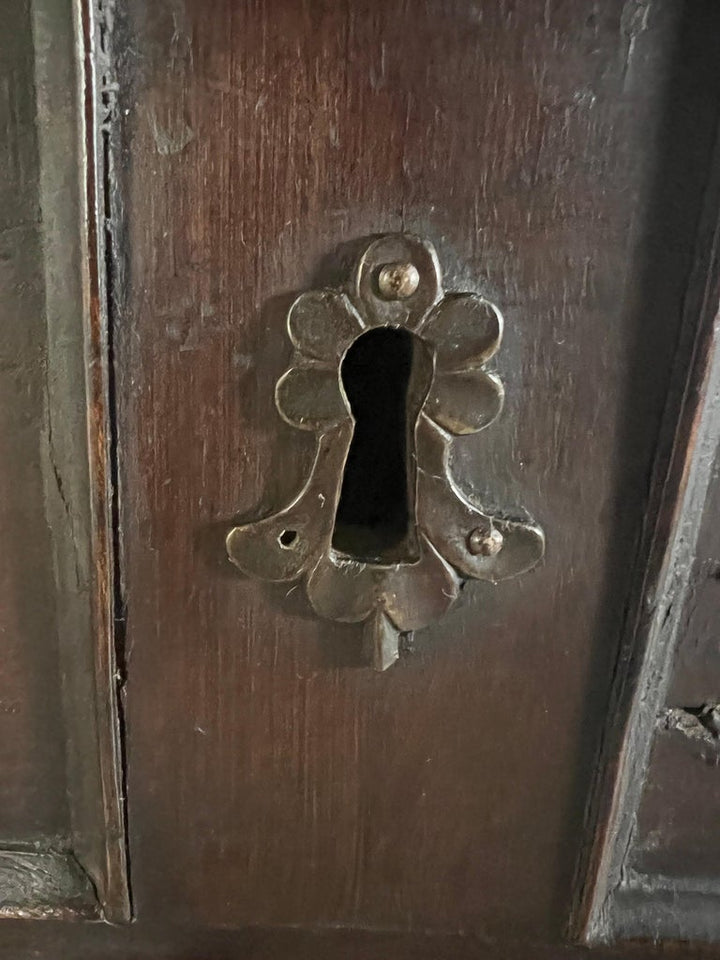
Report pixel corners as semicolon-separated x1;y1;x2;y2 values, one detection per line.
110;0;720;939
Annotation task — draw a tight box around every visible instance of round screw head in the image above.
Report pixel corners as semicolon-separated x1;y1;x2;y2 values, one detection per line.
377;262;420;300
468;527;504;557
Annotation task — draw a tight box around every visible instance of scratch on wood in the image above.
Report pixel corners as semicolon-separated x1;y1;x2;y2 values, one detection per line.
147;104;194;156
621;0;651;85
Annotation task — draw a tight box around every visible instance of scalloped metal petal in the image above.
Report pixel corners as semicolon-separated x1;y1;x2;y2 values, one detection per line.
424;368;504;435
417;293;503;369
381;536;460;630
306;554;376;623
287;289;365;362
306;535;459;630
226;422;352;582
226;233;545;671
353;234;442;330
275;364;350;431
416;416;545;581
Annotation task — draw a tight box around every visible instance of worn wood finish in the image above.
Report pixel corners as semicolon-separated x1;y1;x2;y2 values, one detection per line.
1;920;720;960
0;851;97;921
0;0;69;845
77;0;132;919
596;368;720;940
5;0;720;954
576;72;720;943
0;0;129;922
109;0;720;940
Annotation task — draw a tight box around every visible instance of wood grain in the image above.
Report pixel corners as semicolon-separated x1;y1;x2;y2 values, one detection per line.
0;0;70;844
109;0;720;939
574;18;720;937
1;919;720;960
0;0;129;921
603;388;720;941
6;0;720;953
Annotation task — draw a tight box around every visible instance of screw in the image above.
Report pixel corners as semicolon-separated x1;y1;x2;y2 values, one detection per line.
468;527;504;557
377;262;420;300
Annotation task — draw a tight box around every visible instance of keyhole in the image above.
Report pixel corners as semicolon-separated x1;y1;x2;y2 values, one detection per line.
332;327;433;564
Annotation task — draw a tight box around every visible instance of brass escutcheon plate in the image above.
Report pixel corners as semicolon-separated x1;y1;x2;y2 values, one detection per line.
227;234;544;670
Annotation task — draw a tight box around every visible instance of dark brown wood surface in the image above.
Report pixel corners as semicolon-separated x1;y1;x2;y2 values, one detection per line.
609;439;720;939
0;0;129;922
573;76;720;939
5;0;720;955
4;918;720;960
0;0;70;844
109;0;720;940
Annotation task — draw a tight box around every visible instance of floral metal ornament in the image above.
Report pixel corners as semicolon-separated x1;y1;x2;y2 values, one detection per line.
227;234;544;670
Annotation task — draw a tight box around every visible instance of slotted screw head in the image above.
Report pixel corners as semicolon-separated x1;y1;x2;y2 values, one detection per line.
377;262;420;300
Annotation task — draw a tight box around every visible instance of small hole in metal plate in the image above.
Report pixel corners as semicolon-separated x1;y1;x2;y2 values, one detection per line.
278;529;298;548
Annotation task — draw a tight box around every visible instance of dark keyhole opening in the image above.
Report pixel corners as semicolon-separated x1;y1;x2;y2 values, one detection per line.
332;327;433;564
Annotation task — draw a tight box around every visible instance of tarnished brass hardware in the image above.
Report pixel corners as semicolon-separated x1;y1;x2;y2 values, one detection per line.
227;234;544;670
377;261;420;300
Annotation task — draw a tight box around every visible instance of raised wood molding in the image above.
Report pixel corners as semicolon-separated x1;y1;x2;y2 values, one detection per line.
0;0;130;922
575;114;720;945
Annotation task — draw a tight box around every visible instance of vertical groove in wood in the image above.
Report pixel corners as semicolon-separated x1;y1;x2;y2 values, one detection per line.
76;0;131;921
0;0;130;921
